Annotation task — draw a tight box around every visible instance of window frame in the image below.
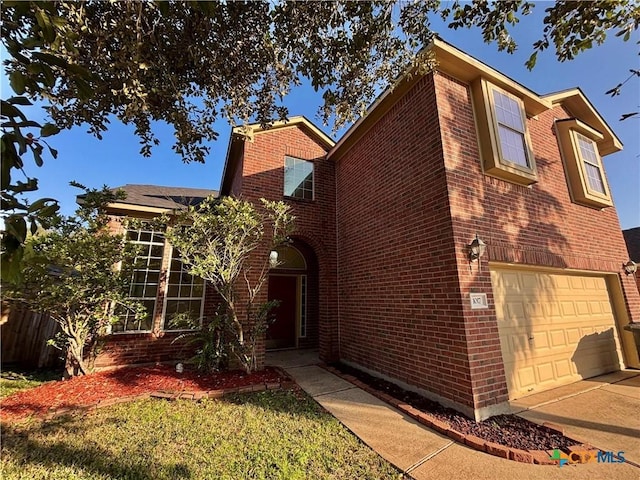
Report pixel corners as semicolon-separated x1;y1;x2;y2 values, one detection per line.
112;223;206;334
112;224;165;334
472;78;537;185
160;244;206;332
555;118;613;208
283;155;314;201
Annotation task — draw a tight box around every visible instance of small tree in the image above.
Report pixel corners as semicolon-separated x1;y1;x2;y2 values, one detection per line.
3;185;144;378
165;196;294;374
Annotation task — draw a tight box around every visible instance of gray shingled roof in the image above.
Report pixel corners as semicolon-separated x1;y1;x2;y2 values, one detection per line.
112;184;218;210
623;227;640;262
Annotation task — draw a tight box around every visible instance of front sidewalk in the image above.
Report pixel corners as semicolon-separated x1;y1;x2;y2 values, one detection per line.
268;350;640;480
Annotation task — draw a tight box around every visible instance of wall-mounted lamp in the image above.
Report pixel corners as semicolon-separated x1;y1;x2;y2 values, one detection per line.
468;234;487;262
623;260;637;275
269;250;279;268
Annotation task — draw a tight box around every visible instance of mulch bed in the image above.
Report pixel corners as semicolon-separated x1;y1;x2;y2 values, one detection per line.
0;365;286;422
333;362;580;452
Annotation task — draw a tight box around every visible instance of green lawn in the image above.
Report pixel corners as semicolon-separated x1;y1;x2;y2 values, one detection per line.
1;389;403;479
0;368;59;398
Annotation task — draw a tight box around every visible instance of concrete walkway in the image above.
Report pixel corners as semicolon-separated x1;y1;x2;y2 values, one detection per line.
513;370;640;466
267;349;640;480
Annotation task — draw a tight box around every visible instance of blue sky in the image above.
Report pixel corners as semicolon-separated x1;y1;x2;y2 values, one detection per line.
4;7;639;229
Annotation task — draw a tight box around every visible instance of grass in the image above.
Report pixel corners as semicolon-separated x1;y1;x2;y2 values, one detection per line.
0;367;59;398
1;389;403;479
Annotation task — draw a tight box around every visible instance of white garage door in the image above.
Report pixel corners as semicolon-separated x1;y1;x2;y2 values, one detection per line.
490;267;623;400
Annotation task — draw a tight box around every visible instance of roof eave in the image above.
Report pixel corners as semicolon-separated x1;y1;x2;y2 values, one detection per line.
542;88;623;155
328;38;552;161
233;116;335;150
432;39;551;115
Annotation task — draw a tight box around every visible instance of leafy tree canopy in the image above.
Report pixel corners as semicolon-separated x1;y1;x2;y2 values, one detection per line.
1;1;638;280
4;1;637;161
165;196;294;374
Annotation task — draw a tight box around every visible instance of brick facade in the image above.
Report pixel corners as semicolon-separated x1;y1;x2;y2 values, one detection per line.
334;74;478;412
94;284;220;369
622;227;640;293
434;71;640;414
94;42;639;421
95;211;221;370
231;125;338;363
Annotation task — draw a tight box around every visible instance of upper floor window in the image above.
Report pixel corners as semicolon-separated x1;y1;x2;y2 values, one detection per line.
472;79;537;185
555;118;612;208
284;156;313;200
492;89;531;168
575;133;605;194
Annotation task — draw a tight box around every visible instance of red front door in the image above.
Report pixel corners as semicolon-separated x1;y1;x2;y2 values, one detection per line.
267;275;297;349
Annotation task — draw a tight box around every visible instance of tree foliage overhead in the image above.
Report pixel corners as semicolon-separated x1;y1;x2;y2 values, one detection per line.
4;1;635;164
2;1;638;280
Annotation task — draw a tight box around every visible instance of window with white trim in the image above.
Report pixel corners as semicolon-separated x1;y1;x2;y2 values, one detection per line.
163;247;205;330
114;224;206;333
284;156;314;200
472;79;537;185
555;118;613;208
114;225;164;332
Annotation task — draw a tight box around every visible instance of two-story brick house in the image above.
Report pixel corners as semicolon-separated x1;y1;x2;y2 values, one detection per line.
101;38;640;421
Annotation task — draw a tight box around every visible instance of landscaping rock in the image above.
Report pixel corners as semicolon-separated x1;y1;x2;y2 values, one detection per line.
331;362;582;452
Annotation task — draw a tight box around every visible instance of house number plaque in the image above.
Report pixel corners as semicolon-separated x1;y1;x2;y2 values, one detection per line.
470;293;488;309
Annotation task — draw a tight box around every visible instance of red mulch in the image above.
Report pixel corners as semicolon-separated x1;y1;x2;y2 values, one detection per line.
0;365;285;422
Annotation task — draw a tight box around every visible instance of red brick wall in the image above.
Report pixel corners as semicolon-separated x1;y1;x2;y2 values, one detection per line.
229;143;244;196
94;217;223;370
335;74;476;411
232;125;338;364
335;70;640;417
94;284;221;369
434;71;640;408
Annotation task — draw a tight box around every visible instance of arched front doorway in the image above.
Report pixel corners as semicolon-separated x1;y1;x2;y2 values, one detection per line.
266;242;317;349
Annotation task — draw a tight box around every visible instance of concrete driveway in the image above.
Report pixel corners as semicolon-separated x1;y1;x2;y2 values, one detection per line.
512;370;640;466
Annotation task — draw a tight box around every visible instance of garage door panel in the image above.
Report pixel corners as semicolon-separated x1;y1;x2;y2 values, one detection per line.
560;301;576;316
517;366;536;389
569;276;584;290
550;330;566;347
554;359;572;378
537;362;555;383
497;272;521;294
589;301;602;314
543;302;562;319
576;301;590;316
554;275;570;289
532;331;549;349
521;273;539;290
490;268;622;400
566;328;581;344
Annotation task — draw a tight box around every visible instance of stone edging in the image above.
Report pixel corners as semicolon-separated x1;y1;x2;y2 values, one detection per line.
323;365;598;465
42;370;295;421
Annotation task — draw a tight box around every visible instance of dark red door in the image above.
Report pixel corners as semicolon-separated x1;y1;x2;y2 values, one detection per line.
267;276;297;349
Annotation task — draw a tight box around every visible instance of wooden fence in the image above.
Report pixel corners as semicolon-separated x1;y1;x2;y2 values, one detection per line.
1;302;61;368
